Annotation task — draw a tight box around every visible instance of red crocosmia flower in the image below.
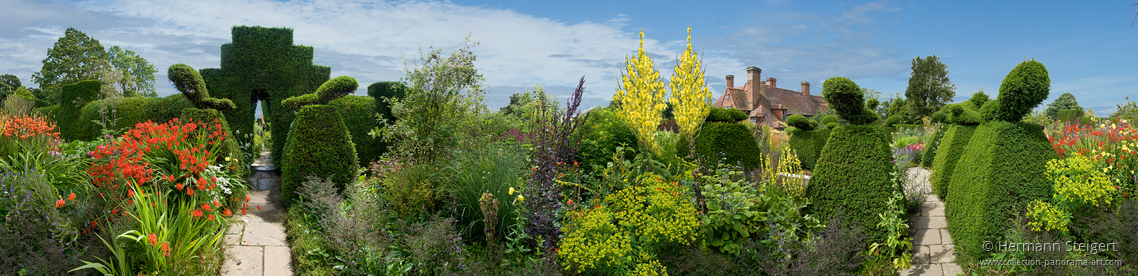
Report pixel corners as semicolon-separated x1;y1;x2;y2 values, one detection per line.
256;205;261;210
202;204;211;212
245;195;251;202
223;209;233;217
175;183;184;190
160;242;171;257
192;209;203;218
208;214;214;221
148;233;158;246
241;208;247;215
68;193;76;201
55;199;65;208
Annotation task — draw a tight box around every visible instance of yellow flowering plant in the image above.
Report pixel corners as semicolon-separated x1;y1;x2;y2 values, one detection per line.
558;173;699;275
614;31;667;156
1028;153;1116;234
668;27;712;145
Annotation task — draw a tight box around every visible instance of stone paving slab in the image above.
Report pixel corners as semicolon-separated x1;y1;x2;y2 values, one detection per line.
901;167;959;276
223;152;291;276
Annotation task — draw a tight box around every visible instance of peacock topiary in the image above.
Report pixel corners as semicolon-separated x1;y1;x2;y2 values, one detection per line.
804;76;895;248
280;76;360;206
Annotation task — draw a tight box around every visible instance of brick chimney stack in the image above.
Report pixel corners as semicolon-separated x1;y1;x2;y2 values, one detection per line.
767;77;777;88
726;75;734;88
801;81;810;96
746;66;761;107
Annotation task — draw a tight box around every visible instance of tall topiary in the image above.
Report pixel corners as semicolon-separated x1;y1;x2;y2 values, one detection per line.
329;95;378;167
280;76;360;206
57;80;100;141
946;59;1057;261
805;76;894;248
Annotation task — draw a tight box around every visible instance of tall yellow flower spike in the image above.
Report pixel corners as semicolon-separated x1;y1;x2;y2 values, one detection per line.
668;27;712;142
615;30;668;155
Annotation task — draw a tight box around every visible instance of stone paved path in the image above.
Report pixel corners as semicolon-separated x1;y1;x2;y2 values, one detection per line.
221;150;292;276
901;168;961;276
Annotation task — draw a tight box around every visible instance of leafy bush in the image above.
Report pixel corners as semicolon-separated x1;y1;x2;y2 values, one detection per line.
558;173;700;275
383;163;443;218
367;81;407;158
785;114;816;130
692;122;763;170
928;124;977;201
281;104;359;207
0;168;91;276
946;121;1057;261
578;107;639;177
820;115;840;126
734;209;867;276
805;124;895;248
706;107;747;123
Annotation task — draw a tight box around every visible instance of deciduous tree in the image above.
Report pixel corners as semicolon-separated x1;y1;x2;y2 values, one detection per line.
904;55;956;122
108;46;158;97
32;28;109;104
1044;92;1083;119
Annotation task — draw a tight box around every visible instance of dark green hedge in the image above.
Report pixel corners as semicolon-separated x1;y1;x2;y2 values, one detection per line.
366;82;407;159
706;107;747;123
180;108;248;178
921;124;947;167
945;121;1057;261
786;114;816;130
884;115;903;127
200;26;332;169
57;80;101;141
281;104;359;207
820;115;840;125
1056;109;1082;123
329;95;379;167
805;124;895;248
692;122;763;170
73;94;194;141
34;105;59;120
821;77;878;125
786;127;831;171
928;124;976;201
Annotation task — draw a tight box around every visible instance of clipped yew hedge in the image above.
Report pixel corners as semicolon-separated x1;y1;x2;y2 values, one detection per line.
281;104;359;207
692;122;762;170
328;95;379;167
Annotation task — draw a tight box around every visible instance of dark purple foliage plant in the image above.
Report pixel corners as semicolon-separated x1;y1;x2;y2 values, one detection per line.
524;76;590;254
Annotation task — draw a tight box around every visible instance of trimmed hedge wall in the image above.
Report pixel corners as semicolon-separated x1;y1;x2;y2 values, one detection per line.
804;124;894;248
706;107;747;123
58;80;101;141
691;122;762;170
1056;109;1082;123
200;26;332;169
945;121;1056;260
328;95;379;167
928;124;976;200
281;104;359;207
920;124;947;167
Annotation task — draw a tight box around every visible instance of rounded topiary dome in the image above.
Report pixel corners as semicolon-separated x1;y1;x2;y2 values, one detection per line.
983;59;1050;122
787;114;816;130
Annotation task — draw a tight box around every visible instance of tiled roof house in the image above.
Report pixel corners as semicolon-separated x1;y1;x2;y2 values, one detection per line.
711;66;829;129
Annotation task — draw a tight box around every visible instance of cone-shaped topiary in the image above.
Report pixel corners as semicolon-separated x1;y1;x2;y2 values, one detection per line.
921;123;947;167
946;60;1057;261
280;77;361;206
168;64;235;111
805;76;895;248
786;114;816;131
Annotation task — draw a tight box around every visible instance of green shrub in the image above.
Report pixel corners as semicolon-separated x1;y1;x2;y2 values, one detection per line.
820;115;840;125
805;124;895;249
884;115;903;127
949;104;984;125
983;60;1050;122
57;80;100;141
786;127;830;171
329;95;379;167
930;109;948;124
706;107;746;123
825;122;838;129
281;104;359;207
33;105;60;119
692;122;762;170
786;114;816;130
1056;109;1082;123
945;121;1057;261
928;124;977;200
578;107;639;176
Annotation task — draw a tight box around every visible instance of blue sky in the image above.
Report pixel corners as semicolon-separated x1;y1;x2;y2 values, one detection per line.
2;0;1136;115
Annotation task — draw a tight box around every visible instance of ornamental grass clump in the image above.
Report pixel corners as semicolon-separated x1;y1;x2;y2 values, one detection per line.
946;59;1058;261
804;76;895;249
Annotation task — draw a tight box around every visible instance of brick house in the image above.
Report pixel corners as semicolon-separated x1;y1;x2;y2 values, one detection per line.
711;66;829;129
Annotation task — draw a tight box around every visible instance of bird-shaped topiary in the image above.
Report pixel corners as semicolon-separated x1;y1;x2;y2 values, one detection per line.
281;76;359;110
805;76;895;249
168;63;235;111
946;59;1057;261
280;76;360;206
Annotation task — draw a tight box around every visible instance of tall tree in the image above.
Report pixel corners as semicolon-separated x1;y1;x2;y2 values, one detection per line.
0;74;19;92
614;30;667;156
32;27;109;104
1044;92;1083;119
108;46;158;97
668;27;712;143
904;55;956;122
